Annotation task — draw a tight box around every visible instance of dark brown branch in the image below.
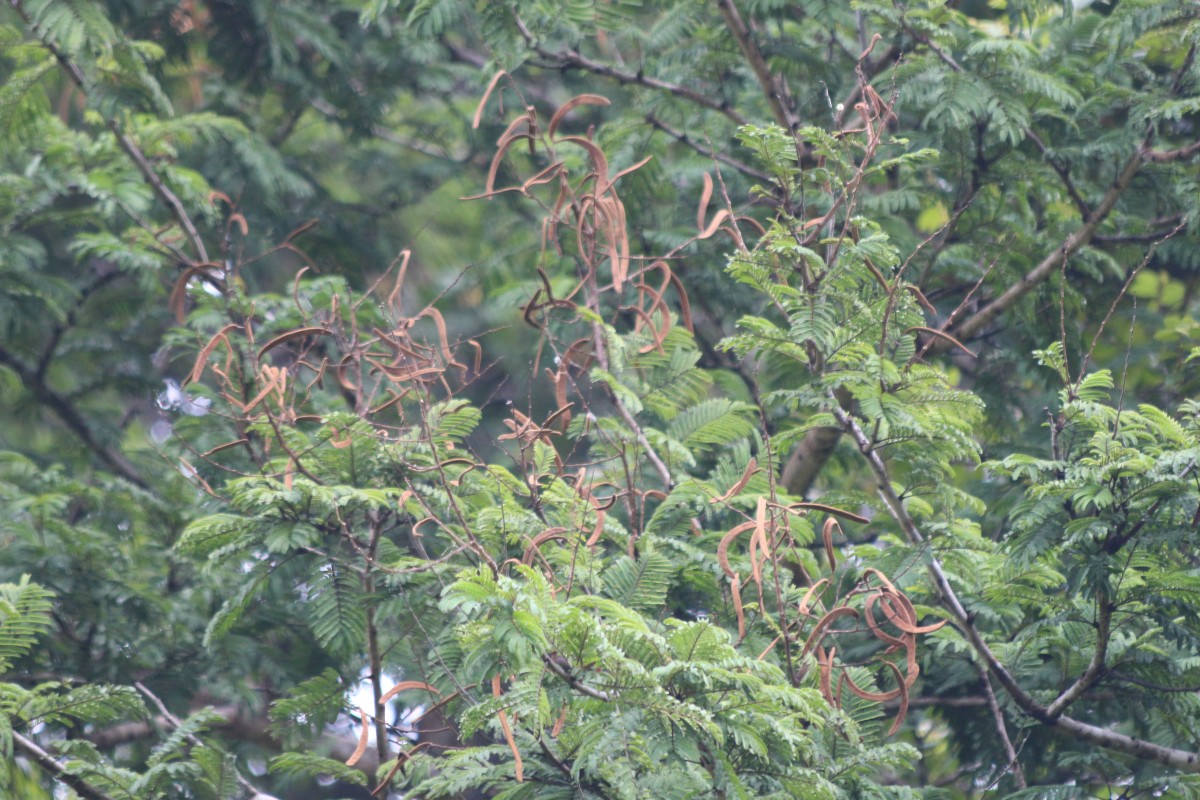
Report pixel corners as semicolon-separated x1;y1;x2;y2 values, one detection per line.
513;15;747;126
715;0;797;133
944;141;1148;349
645;115;772;182
14;731;117;800
11;0;208;265
0;346;147;488
1144;140;1200;162
1026;128;1090;219
831;397;1200;773
135;683;281;800
978;663;1027;789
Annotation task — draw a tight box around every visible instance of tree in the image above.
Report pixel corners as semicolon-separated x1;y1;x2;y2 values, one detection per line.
2;1;1200;798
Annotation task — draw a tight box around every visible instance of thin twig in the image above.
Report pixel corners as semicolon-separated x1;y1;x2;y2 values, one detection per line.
1143;140;1200;162
13;732;117;800
715;0;797;133
0;346;147;487
829;395;1200;773
944;140;1150;348
645;115;772;182
135;682;281;800
1073;219;1187;390
12;0;209;264
977;662;1027;790
542;653;612;701
1026;128;1090;219
513;14;747;126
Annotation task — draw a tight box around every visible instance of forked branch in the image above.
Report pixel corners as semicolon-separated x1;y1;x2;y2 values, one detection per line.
830;396;1200;773
715;0;798;133
11;0;209;265
14;731;119;800
942;142;1148;349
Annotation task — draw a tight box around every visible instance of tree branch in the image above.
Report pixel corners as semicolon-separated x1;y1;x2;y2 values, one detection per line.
830;396;1200;774
1094;212;1187;245
715;0;797;133
900;18;1156;353
1144;140;1200;162
14;731;118;800
85;701;384;776
977;662;1026;789
513;15;747;127
882;694;988;710
943;141;1148;348
12;0;208;265
1045;598;1111;720
0;346;147;488
644;115;772;182
135;682;282;800
542;653;612;701
1026;128;1090;220
780;425;842;497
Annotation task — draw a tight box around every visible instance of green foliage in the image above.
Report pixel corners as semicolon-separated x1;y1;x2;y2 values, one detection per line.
3;0;1200;798
0;576;53;673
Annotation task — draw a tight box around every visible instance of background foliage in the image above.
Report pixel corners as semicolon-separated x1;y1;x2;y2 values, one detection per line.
2;0;1200;798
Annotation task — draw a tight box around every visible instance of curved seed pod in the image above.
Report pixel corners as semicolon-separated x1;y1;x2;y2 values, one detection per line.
880;590;947;634
840;668;901;702
860;567;898;594
800;606;859;659
523;527;571;566
823;517;841;570
864;592;907;648
372;742;431;797
346;706;371;766
711;458;758;505
905;325;976;358
607;155;654;192
559;136;610;193
882;660;910;736
492;675;523;783
717;521;756;579
903;634;919;688
753;496;771;560
585;509;607;547
731;573;746;643
547;94;611;138
472;69;508;129
379;680;442;705
666;270;694;332
818;645;835;705
757;635;781;661
187;323;240;384
798;578;831;617
483;131;533;196
551;704;568;738
697;173;714;233
257;327;331;361
748;526;762;589
773;501;869;524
